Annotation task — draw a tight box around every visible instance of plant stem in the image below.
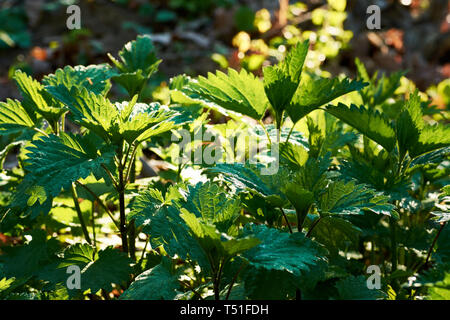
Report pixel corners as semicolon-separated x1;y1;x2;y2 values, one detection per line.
296;207;309;233
214;260;225;300
128;220;136;261
91;200;97;250
75;181;119;229
306;217;322;238
177;163;182;183
280;207;293;234
179;280;204;300
71;183;91;244
117;144;129;255
124;143;139;185
53;120;59;135
275;110;284;144
259;120;272;145
101;164;119;189
0;208;10;224
421;222;446;271
225;260;248;300
138;235;150;266
285;123;295;144
33;127;49;137
61;112;65;132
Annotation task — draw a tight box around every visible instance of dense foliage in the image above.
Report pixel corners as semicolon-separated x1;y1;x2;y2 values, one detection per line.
0;35;448;300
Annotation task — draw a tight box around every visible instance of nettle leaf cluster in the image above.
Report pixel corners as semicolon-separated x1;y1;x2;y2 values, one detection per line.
0;36;448;300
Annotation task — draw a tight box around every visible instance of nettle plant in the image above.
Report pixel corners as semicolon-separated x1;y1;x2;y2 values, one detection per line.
0;36;448;300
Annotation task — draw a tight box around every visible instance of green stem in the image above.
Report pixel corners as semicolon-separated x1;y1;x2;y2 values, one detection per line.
138;235;150;266
117;143;129;255
259;120;272;145
61;112;65;133
214;260;225;300
101;164;119;189
275;110;284;144
420;222;446;272
71;183;91;244
124;143;139;186
75;181;119;229
280;207;293;234
176;163;182;183
33;127;49;137
285;123;295;144
53;120;59;135
296;207;310;233
225;260;248;300
306;216;322;238
128;220;136;261
91;200;97;250
179;280;204;300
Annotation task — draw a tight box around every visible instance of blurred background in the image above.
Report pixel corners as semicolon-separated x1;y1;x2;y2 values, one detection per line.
0;0;449;107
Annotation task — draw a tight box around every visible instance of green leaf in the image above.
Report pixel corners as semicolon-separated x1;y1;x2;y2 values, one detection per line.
181;182;241;233
108;35;160;76
318;180;396;218
121;257;181;300
13;70;65;123
409;124;450;159
241;268;300;299
410;146;450;167
287;77;367;123
40;244;133;294
279;142;309;169
0;277;15;294
0;229;60;279
355;58;403;107
0;99;35;134
307;216;361;256
283;155;332;198
78;247;132;293
283;185;314;215
242;224;327;277
43;64;116;95
113;101;177;143
128;186;180;231
221;238;261;257
326;103;396;151
206;163;288;200
428;272;450;300
46;85;118;141
26;185;47;206
396;90;423;158
431;194;450;223
183;68;269;120
47;85;178;143
178;183;260;262
21;132;115;199
263;41;309;117
131;187;210;270
112;70;144;97
335;275;386;300
58;243;97;267
108;35;161;97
